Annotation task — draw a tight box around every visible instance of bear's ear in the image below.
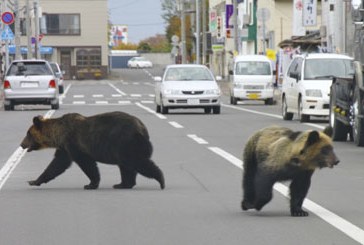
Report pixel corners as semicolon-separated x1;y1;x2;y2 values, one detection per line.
306;131;320;146
33;116;43;130
323;126;333;137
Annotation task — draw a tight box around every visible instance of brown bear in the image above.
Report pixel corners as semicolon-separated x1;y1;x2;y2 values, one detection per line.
241;125;339;216
20;111;165;190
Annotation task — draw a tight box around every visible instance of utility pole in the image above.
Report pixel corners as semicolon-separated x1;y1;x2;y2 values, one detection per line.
26;0;32;59
181;0;187;64
34;0;40;59
232;0;239;54
195;0;200;64
14;0;21;60
202;0;206;65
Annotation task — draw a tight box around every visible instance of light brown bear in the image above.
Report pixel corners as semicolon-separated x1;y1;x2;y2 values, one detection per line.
241;126;339;216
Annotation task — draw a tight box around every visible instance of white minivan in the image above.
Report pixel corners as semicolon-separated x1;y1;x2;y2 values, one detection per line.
281;53;353;122
229;55;275;105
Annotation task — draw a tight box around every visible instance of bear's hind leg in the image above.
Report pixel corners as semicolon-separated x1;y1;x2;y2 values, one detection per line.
253;176;274;211
289;170;313;217
72;152;100;190
113;165;137;189
134;159;165;189
241;163;257;211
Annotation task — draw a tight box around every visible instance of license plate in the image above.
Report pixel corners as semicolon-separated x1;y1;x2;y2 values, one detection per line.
248;93;259;99
188;98;199;105
21;82;39;88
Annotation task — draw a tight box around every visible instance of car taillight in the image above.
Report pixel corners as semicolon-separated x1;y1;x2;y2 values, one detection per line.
49;80;56;88
3;80;11;89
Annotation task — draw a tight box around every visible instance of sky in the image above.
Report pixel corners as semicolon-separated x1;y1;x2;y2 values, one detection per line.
108;0;166;44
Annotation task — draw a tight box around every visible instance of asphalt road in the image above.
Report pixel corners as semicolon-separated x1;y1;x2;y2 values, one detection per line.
0;67;364;245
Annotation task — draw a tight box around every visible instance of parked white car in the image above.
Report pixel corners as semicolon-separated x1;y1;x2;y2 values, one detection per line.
281;53;353;122
3;60;59;111
154;64;221;114
127;57;153;68
49;62;65;94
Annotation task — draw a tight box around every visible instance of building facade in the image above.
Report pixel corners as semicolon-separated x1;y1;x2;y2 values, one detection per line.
7;0;108;79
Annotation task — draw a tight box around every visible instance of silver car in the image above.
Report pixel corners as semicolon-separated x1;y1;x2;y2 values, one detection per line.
3;60;59;111
154;64;221;114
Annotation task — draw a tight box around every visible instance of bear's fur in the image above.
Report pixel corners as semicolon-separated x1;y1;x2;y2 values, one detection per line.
20;111;165;190
241;126;339;216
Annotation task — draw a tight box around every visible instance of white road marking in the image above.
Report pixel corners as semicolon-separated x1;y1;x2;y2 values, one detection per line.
222;103;325;130
73;95;84;98
169;121;184;129
131;94;142;97
108;82;127;96
187;134;208;144
118;101;132;104
208;146;364;245
92;94;104;98
135;102;167;119
140;100;154;104
73;101;86;105
95;101;108;104
0;110;55;191
112;94;122;97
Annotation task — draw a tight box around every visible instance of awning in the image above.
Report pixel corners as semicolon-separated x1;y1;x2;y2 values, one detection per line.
8;45;53;55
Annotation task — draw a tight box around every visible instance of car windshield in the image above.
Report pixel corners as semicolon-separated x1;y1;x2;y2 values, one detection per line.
304;59;353;79
235;61;271;75
7;62;53;76
164;67;214;81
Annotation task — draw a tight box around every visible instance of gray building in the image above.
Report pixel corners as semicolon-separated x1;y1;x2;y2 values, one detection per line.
6;0;108;79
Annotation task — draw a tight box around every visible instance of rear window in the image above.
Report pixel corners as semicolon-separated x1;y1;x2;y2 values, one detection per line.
7;62;53;76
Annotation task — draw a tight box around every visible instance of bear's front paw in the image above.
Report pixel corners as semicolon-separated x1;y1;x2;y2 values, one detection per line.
241;200;255;211
84;183;99;190
291;208;309;217
113;183;134;189
28;180;41;186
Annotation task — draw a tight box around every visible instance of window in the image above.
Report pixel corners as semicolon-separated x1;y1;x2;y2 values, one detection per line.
76;48;101;68
41;14;80;35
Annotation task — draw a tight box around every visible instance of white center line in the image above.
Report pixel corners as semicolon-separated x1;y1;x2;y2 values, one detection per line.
187;134;208;144
108;82;127;96
169;121;184;129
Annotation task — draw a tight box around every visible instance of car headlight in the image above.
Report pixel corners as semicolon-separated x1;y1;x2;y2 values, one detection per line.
305;89;322;97
205;89;221;95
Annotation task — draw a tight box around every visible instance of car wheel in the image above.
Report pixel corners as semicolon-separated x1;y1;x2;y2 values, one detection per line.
330;84;348;141
51;102;60;110
264;98;274;105
213;106;221;114
160;96;168;114
298;97;310;122
204;107;212;114
156;101;161;113
230;95;237;105
59;85;64;94
352;86;364;146
282;96;293;120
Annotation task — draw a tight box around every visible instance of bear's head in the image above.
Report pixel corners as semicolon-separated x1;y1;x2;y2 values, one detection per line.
21;116;50;152
290;126;340;170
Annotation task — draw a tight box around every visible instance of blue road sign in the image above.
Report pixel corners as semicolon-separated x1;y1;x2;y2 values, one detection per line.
1;25;14;40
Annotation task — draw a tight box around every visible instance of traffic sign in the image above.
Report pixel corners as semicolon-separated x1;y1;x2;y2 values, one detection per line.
1;25;15;40
1;12;15;25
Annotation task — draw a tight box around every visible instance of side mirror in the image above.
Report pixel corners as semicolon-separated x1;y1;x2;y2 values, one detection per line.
154;76;162;82
228;70;233;75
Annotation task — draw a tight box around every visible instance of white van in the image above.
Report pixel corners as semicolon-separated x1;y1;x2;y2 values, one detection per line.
229;55;275;105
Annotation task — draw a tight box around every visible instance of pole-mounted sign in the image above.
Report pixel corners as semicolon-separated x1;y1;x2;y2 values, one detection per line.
1;12;15;25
